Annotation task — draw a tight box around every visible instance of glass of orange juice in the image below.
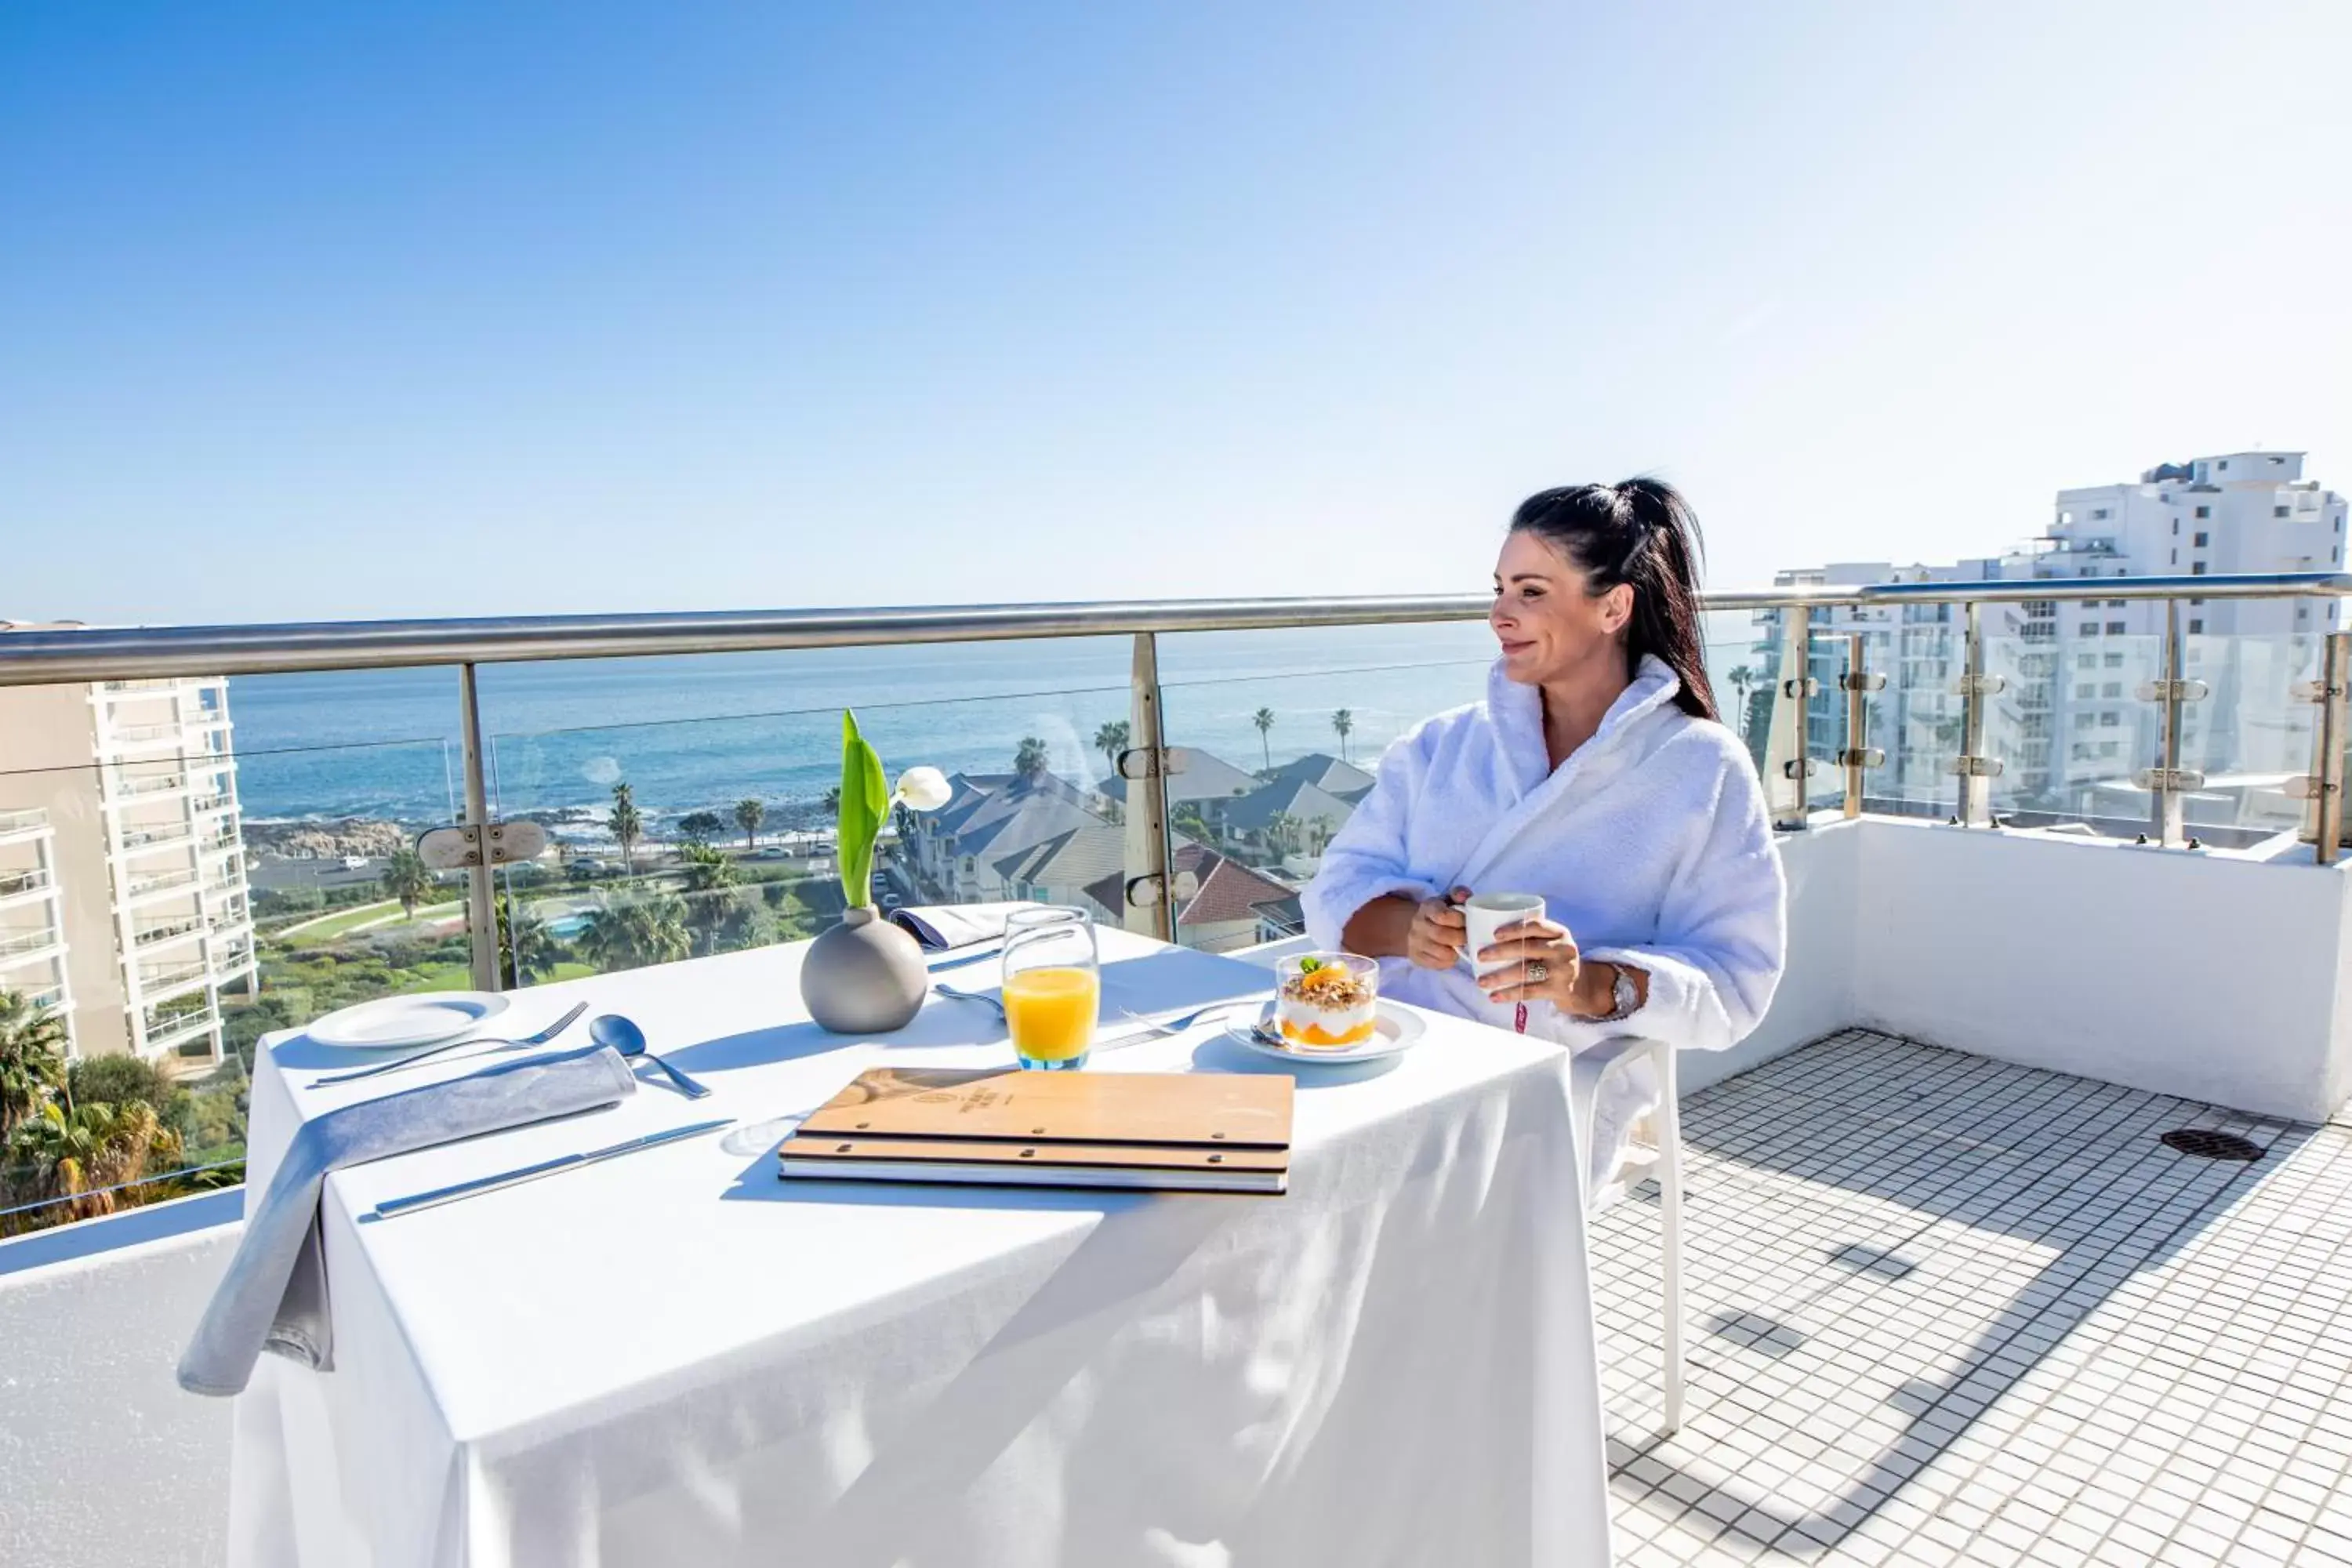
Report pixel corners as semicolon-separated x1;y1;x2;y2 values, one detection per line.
1000;906;1101;1070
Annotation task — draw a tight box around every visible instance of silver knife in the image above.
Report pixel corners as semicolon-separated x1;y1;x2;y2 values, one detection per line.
368;1117;735;1220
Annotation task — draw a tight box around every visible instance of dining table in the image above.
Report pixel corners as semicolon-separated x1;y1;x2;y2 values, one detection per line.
225;927;1616;1567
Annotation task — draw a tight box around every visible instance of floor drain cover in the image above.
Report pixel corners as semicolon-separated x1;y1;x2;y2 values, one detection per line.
2161;1128;2263;1162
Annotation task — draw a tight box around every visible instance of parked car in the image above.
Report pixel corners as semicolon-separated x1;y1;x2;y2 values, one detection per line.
339;855;371;871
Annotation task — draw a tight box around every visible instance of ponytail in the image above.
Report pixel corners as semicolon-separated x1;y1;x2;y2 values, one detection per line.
1507;478;1719;720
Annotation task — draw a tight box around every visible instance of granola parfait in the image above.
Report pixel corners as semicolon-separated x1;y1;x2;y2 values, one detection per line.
1273;952;1381;1048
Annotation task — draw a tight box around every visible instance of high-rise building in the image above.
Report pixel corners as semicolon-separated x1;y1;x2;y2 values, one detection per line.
0;633;256;1068
0;807;74;1048
1762;452;2348;828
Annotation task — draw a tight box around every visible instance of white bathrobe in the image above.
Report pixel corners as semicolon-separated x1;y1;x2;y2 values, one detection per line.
1303;654;1788;1189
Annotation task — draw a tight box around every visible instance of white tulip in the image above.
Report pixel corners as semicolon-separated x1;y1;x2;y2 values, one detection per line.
894;766;952;812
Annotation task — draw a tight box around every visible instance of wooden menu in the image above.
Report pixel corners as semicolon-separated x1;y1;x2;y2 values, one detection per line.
779;1067;1292;1193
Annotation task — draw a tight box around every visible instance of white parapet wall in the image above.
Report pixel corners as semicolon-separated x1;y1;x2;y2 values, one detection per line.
0;1191;239;1568
1712;816;2352;1123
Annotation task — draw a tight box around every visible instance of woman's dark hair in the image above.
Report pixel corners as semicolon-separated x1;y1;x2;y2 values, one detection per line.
1508;477;1718;720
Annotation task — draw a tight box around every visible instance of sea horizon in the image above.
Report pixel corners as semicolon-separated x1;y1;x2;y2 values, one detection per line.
223;615;1772;826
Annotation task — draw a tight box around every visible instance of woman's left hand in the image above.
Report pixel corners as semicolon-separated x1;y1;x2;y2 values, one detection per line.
1477;916;1583;1010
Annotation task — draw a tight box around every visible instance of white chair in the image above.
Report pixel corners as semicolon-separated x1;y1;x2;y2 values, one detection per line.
1571;1036;1685;1435
1227;936;1687;1433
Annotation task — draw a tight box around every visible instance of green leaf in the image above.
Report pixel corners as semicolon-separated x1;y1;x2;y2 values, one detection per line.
836;710;891;909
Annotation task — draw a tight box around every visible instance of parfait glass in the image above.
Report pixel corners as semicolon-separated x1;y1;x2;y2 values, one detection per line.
1000;906;1101;1071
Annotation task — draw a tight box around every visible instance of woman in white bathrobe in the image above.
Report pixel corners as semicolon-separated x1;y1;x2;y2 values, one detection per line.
1303;479;1787;1183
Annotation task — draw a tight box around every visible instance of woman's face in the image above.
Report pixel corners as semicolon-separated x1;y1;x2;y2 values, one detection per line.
1490;528;1632;685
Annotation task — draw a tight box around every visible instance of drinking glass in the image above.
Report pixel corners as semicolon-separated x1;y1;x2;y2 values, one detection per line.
1000;906;1101;1071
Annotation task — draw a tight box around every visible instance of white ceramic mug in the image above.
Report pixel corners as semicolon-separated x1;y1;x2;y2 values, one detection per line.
1460;892;1545;978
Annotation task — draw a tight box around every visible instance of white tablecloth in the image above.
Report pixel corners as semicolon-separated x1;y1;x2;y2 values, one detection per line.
227;931;1613;1566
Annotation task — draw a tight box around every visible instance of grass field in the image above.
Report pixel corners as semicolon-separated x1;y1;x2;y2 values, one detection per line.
281;897;463;942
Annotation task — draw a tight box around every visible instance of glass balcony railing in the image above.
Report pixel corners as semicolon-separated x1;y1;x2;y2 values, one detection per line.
0;806;47;836
0;927;63;958
0;867;54;900
0;572;2340;1252
137;957;213;993
111;771;188;798
125;867;201;898
118;822;197;851
134;916;205;947
141;999;218;1044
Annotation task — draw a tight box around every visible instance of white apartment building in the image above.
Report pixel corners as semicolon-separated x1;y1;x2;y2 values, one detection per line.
0;807;76;1052
1763;452;2348;830
0;640;256;1068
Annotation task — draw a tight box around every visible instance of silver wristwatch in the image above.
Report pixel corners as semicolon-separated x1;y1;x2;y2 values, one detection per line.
1590;965;1641;1024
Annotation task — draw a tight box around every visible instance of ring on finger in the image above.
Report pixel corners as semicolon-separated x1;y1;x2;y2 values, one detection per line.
1526;960;1549;984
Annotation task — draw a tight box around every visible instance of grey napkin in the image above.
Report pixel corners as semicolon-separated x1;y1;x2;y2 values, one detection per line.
888;902;1036;951
178;1042;637;1397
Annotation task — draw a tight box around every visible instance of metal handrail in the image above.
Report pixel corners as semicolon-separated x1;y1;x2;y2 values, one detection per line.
0;573;2345;685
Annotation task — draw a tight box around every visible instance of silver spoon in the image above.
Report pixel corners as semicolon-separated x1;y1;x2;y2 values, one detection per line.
590;1014;711;1100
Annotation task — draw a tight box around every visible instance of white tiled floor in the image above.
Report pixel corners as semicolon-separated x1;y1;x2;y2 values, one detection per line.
1591;1029;2352;1567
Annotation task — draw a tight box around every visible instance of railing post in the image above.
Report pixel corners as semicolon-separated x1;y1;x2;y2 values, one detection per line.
1120;633;1177;941
1838;631;1885;820
2140;599;2198;847
2309;633;2350;866
458;663;502;993
1766;605;1816;830
1951;601;2002;827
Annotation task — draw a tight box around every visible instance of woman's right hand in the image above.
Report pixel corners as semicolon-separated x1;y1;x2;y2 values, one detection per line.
1404;887;1471;971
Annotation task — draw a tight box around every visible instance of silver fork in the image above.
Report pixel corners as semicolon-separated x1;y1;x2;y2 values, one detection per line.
1113;1001;1258;1040
309;1001;590;1088
934;984;1006;1018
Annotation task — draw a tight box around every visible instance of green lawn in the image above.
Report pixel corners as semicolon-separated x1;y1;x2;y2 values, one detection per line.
282;897;463;942
412;959;596;992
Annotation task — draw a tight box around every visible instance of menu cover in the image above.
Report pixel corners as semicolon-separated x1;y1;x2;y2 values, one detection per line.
779;1067;1292;1194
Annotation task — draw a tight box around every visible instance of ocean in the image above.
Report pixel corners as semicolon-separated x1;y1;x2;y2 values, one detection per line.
226;615;1767;826
227;624;1495;826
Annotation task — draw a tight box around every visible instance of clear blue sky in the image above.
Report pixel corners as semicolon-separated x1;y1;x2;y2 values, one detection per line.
3;1;2347;624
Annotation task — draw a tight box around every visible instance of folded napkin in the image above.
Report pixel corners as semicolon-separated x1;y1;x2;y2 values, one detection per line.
887;902;1038;952
178;1043;637;1398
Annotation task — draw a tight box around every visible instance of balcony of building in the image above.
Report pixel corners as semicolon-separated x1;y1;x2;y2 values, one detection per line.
136;994;219;1052
131;914;207;951
0;805;51;844
119;865;202;905
111;818;198;857
4;575;2352;1566
0;926;67;970
0;865;57;911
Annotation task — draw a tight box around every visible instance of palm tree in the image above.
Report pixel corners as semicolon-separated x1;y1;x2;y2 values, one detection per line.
1014;736;1050;781
734;797;766;851
496;900;561;986
1330;709;1355;763
0;990;68;1138
1094;720;1130;784
608;782;643;875
6;1098;171;1224
679;842;741;895
1727;666;1756;736
576;893;691;973
378;848;435;921
1263;810;1298;857
820;786;841;818
1253;707;1276;771
678;847;746;954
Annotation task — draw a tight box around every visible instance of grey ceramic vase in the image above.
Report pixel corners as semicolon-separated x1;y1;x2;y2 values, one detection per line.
800;906;928;1033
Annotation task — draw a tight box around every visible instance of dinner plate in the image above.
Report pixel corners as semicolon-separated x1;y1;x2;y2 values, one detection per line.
1225;1001;1425;1065
304;992;511;1051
